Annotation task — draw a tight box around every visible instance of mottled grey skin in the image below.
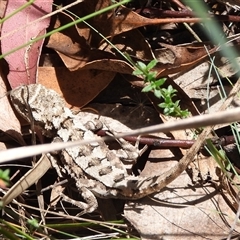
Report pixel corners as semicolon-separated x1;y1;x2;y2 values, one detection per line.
10;84;139;213
11;84;180;214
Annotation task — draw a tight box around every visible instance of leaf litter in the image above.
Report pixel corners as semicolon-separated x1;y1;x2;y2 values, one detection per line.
1;0;240;239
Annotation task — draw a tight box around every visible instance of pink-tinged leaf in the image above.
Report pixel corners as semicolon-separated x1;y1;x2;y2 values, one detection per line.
1;0;52;89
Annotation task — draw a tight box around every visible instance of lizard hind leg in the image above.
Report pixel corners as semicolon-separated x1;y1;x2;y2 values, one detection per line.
60;186;98;216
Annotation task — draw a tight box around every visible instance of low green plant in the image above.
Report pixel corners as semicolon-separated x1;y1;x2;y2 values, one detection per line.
133;59;189;117
0;169;10;186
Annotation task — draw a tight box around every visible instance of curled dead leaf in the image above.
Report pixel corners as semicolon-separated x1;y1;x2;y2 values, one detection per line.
38;66;116;108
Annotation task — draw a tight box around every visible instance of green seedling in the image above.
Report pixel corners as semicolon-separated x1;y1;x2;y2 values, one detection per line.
133;59;189;117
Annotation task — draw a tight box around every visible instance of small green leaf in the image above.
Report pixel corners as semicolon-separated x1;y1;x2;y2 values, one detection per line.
146;71;158;82
154;89;162;98
154;78;166;88
146;59;158;70
0;169;10;182
174;100;180;107
167;85;173;91
142;84;153;92
164;107;174;115
182;110;189;117
159;102;167;108
133;68;143;76
167;85;177;94
136;61;147;70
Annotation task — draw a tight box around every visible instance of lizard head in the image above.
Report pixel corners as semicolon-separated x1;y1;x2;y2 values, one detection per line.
10;84;67;134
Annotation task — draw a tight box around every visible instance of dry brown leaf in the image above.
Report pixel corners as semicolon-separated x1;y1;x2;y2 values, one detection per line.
1;154;52;207
0;72;24;145
125;183;237;239
81;58;134;74
38;66;115;108
154;44;217;77
50;184;64;207
66;0;114;42
102;6;200;37
173;48;240;113
46;13;92;71
47;12;153;73
125;44;216;102
124;143;236;240
72;2;200;38
99;29;154;60
45;2;210;100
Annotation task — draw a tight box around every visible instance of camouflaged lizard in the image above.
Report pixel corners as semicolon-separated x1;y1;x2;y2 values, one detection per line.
10;84;209;214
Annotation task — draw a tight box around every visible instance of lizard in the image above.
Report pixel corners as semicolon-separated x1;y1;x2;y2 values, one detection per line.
9;83;231;214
